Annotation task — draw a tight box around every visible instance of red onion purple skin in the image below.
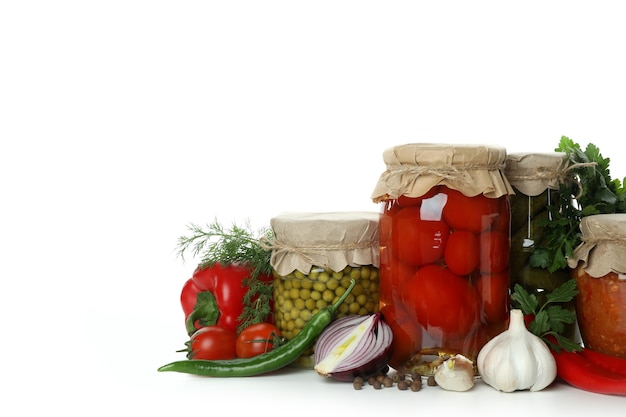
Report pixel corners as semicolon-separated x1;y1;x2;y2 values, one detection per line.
314;313;393;382
324;348;392;382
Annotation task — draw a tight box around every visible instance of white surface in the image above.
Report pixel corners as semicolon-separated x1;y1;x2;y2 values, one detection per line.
2;1;626;415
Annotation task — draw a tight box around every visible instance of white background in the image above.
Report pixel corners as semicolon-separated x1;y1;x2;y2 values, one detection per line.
2;1;625;415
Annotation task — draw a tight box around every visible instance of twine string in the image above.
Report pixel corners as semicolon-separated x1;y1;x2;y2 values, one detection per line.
379;162;506;195
259;236;377;268
506;162;598;199
505;161;596;181
387;162;506;178
259;236;377;253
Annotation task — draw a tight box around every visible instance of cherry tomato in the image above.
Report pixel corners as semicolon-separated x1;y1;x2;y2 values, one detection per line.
476;271;510;324
444;230;479;276
441;188;500;233
188;326;237;360
391;206;449;267
402;264;478;338
479;230;509;273
236;323;282;358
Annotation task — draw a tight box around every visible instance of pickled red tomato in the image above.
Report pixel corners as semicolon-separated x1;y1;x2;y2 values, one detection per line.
441;188;500;233
391;206;449;267
476;272;510;324
490;195;511;234
380;304;422;369
378;209;393;247
379;256;418;304
396;186;443;207
402;264;478;337
396;194;422;207
444;324;492;359
443;230;479;276
479;231;509;274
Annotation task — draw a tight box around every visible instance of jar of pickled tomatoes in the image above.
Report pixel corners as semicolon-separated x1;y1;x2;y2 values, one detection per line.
371;143;514;375
263;212;380;368
567;214;626;359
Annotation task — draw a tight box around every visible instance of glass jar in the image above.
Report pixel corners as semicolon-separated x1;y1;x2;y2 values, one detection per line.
568;214;626;359
371;143;514;375
265;211;380;368
504;152;578;340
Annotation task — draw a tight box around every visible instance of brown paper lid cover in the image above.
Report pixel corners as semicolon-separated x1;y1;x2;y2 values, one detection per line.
567;213;626;279
504;152;570;196
371;143;514;203
267;211;380;276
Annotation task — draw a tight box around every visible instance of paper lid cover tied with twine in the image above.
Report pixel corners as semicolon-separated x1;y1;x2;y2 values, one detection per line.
504;152;571;197
567;214;626;279
263;211;380;276
371;143;514;203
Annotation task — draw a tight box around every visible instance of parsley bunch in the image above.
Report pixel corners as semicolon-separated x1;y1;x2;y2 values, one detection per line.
528;135;626;272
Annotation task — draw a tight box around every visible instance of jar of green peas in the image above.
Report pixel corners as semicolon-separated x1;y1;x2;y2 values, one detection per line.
265;211;380;368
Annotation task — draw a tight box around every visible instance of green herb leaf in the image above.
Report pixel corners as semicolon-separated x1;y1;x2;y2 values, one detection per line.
545;279;579;304
511;279;581;352
545;305;576;334
176;218;273;273
529;310;550;336
510;283;539;315
549;333;583;353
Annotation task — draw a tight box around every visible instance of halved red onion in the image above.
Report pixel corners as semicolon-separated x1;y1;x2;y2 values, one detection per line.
313;312;393;381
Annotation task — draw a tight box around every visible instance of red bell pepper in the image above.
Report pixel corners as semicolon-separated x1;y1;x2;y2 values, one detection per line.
180;263;273;336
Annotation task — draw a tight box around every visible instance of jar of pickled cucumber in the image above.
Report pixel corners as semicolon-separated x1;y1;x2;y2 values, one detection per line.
504;153;573;286
568;214;626;359
504;152;579;340
264;211;380;368
371;143;514;375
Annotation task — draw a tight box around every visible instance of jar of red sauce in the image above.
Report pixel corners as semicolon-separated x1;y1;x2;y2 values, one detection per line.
371;143;514;375
567;214;626;359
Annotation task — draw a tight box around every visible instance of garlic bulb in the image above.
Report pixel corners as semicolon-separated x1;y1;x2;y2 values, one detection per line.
477;309;557;392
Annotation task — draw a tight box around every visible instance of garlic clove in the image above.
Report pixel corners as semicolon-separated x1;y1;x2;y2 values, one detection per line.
434;354;475;392
528;340;557;392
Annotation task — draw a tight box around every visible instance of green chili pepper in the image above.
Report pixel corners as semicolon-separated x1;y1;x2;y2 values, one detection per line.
157;278;357;377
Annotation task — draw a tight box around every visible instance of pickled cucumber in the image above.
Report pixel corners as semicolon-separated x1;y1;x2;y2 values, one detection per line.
509;190;571;293
510;208;564;289
510;192;549;233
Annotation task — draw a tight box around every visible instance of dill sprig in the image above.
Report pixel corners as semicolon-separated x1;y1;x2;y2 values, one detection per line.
176;218;275;332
